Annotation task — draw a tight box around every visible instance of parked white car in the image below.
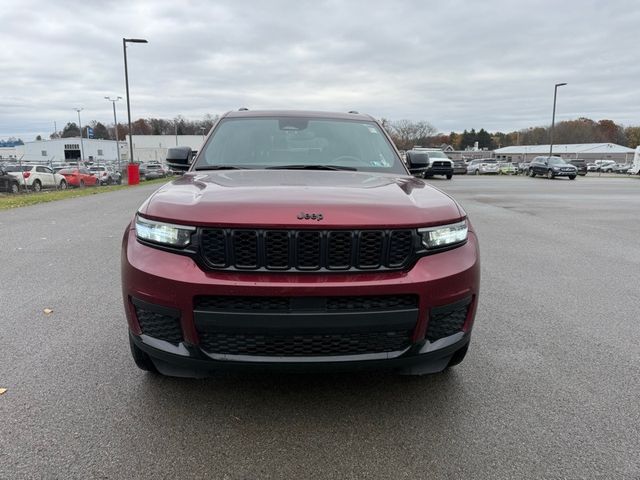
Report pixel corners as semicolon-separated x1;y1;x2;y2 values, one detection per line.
4;164;68;191
466;158;499;175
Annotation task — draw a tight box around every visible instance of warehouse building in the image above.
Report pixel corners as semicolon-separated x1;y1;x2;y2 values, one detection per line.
11;138;123;164
494;143;636;163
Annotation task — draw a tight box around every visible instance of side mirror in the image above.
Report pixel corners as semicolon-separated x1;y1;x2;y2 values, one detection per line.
166;147;193;172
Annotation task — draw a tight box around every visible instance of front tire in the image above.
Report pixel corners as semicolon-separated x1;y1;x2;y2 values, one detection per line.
10;182;19;194
79;179;85;188
33;180;42;192
474;169;479;175
59;180;67;190
446;174;453;180
529;169;535;177
547;170;555;179
569;175;576;180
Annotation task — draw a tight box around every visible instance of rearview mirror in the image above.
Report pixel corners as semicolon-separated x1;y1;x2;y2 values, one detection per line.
166;147;193;172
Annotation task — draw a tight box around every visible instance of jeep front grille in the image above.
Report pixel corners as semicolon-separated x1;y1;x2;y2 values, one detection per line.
199;229;415;272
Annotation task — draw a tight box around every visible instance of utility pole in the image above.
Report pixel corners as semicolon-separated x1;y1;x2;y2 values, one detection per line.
123;37;148;184
75;108;84;163
549;82;567;159
105;96;123;174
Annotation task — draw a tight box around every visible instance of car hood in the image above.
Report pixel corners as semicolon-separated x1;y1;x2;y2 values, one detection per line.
140;170;464;228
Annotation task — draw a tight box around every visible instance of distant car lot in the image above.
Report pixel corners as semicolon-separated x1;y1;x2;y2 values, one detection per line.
1;175;638;479
0;160;171;193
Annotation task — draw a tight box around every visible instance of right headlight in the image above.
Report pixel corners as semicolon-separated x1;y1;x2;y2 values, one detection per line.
418;220;468;249
135;214;195;248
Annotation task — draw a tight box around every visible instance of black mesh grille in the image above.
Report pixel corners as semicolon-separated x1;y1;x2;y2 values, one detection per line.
388;230;414;267
296;231;321;269
426;303;469;342
265;231;290;269
232;231;258;268
199;330;411;356
199;229;414;271
195;295;418;312
135;307;182;344
327;231;353;269
357;231;383;268
195;296;290;311
326;295;418;311
200;229;226;267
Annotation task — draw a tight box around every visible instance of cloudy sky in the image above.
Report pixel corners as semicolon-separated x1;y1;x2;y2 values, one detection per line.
1;0;639;140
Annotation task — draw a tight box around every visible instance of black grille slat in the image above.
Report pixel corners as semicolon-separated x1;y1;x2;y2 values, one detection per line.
135;308;183;344
326;295;417;311
327;231;353;269
195;296;290;311
199;330;411;356
357;231;384;268
200;229;414;272
388;230;414;267
265;231;290;269
195;294;418;312
296;231;321;270
201;229;227;267
233;231;259;268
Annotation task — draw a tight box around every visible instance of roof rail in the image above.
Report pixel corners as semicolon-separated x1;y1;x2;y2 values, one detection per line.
238;107;249;111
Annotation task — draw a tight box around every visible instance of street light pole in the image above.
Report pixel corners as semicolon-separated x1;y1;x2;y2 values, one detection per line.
122;37;148;180
75;108;84;164
549;82;567;158
105;96;122;173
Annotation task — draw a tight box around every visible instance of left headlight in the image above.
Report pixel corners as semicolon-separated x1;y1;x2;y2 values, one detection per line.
418;220;468;249
135;214;195;248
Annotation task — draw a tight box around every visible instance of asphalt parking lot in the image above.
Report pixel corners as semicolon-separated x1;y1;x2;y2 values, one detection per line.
1;175;639;479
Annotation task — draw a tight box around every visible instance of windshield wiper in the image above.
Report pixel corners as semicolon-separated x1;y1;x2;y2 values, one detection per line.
193;165;248;171
265;164;357;171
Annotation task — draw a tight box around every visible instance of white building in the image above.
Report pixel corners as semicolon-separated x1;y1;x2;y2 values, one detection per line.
494;143;636;163
0;146;18;161
127;135;205;163
14;138;122;164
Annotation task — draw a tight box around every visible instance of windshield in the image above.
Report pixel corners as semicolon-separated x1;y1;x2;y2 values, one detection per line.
195;117;406;174
424;151;448;159
3;165;27;172
548;158;567;165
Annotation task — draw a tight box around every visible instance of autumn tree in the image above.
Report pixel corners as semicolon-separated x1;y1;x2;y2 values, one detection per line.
624;126;640;148
61;122;80;138
91;121;111;139
388;120;437;150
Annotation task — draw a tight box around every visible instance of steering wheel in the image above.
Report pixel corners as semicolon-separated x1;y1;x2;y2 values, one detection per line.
329;155;361;165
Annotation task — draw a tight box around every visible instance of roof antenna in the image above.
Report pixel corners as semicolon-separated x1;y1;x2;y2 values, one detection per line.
238;107;249;111
348;110;359;114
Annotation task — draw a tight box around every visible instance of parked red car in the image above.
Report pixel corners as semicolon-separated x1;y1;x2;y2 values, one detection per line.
122;110;480;377
58;168;99;187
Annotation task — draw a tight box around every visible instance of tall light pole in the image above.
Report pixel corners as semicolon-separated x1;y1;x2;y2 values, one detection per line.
105;96;122;173
74;108;84;164
123;37;148;183
549;82;567;159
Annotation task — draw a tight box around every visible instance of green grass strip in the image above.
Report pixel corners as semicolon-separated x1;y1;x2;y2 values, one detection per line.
0;177;171;211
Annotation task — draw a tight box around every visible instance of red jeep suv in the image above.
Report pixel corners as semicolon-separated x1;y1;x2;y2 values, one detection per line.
121;110;480;377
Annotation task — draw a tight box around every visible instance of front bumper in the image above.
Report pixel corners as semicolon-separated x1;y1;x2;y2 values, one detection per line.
122;227;480;376
425;166;454;176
